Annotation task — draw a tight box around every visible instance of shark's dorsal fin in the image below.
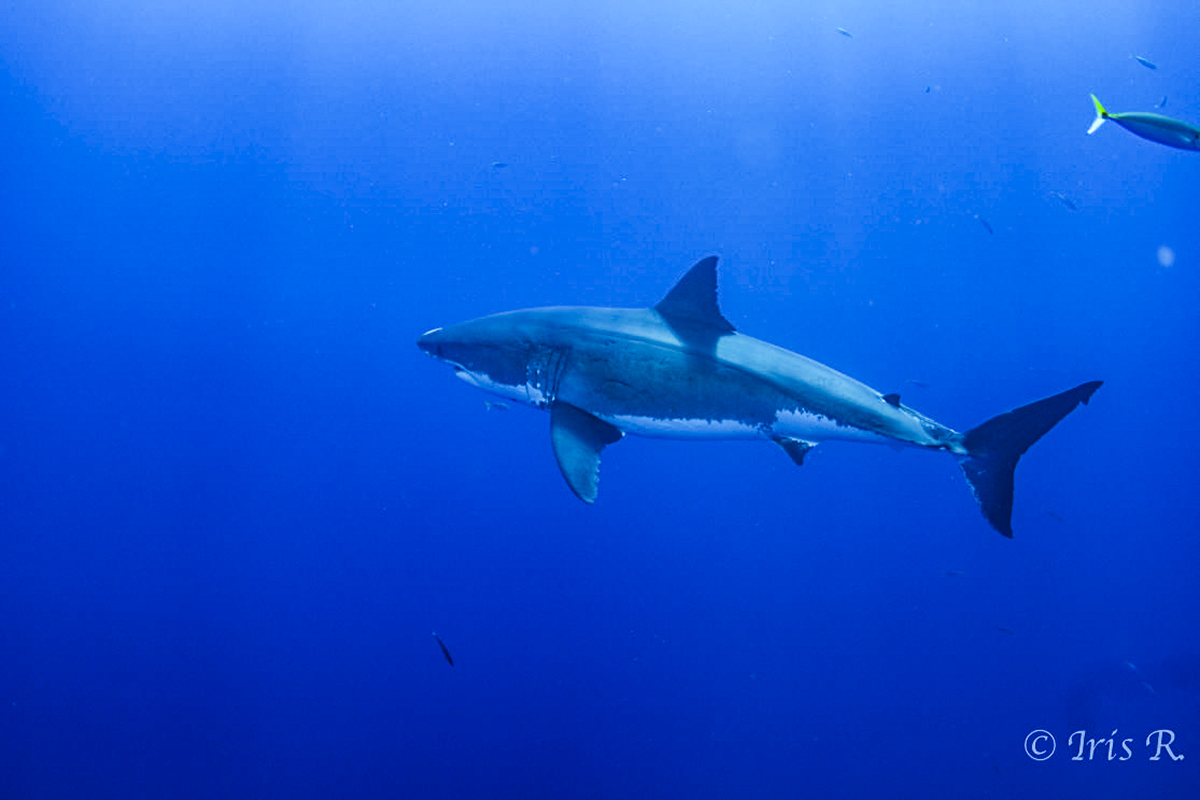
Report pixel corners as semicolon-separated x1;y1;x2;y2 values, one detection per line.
883;393;901;408
549;401;623;504
654;256;736;334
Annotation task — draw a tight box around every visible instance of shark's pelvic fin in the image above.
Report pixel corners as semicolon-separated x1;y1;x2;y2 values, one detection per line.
774;436;817;467
955;381;1102;537
654;256;737;334
1088;94;1109;135
549;401;624;504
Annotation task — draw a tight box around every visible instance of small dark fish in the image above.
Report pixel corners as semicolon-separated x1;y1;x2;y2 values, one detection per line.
1134;55;1157;70
836;27;852;38
1155;95;1168;109
924;86;931;93
484;400;510;412
997;626;1016;635
1051;192;1077;211
974;214;994;235
943;569;966;578
904;378;931;389
490;161;509;170
433;632;454;666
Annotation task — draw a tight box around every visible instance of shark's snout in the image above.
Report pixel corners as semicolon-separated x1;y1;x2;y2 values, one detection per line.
417;327;445;358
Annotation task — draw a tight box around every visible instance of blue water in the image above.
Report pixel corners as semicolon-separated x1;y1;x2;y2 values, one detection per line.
2;2;1198;797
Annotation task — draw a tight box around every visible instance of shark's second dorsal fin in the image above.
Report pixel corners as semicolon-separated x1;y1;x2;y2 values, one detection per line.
654;256;736;334
549;401;624;504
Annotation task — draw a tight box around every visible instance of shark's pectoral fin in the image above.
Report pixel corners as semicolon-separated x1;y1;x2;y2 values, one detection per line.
774;436;817;467
549;402;624;504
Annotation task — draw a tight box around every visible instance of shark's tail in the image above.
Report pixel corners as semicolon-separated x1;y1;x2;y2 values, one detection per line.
954;381;1102;537
1088;94;1109;135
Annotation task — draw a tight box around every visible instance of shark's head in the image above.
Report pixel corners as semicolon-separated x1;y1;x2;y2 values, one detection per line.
417;312;546;404
415;325;457;365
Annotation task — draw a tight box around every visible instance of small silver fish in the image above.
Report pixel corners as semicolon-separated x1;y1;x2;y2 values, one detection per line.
1155;95;1168;109
836;27;852;38
1052;192;1078;212
975;214;994;235
1134;55;1157;70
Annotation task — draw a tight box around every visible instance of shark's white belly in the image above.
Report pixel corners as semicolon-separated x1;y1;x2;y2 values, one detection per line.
772;407;894;445
601;413;762;439
457;362;898;446
599;407;895;444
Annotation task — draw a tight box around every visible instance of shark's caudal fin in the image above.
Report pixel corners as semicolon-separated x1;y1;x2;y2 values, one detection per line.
955;381;1102;537
1088;94;1109;135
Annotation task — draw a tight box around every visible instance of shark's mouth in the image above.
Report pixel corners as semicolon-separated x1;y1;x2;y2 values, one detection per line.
452;369;537;407
453;368;481;386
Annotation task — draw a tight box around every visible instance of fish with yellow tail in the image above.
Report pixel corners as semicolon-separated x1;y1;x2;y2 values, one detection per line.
1088;94;1200;151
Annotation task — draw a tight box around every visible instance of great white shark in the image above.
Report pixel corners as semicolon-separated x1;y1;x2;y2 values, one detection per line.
418;257;1101;537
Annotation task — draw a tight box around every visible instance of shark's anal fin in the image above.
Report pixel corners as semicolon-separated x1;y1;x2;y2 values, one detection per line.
549;402;624;504
774;436;817;467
